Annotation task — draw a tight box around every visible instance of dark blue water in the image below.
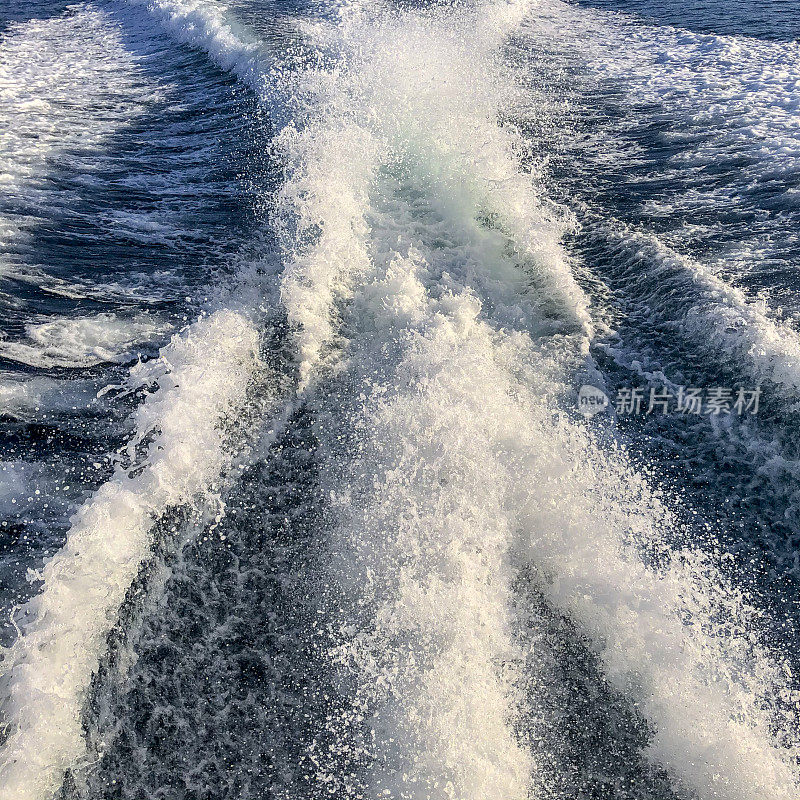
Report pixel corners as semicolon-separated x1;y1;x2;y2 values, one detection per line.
578;0;800;41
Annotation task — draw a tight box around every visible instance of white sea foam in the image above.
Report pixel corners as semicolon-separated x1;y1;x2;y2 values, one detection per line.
322;245;800;799
0;310;261;800
293;8;557;794
0;313;173;368
519;0;800;203
4;1;800;799
268;2;800;798
0;6;157;192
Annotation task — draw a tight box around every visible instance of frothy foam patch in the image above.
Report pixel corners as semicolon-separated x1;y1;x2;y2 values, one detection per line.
0;374;99;417
0;6;157;190
319;269;540;798
0;310;261;800
0;313;173;368
272;0;590;391
519;0;800;220
272;1;799;797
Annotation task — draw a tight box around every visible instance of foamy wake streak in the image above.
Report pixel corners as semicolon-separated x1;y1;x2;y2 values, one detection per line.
260;2;587;795
322;240;800;799
274;3;800;799
123;0;271;91
320;277;537;799
3;0;798;798
0;1;378;795
0;311;261;800
0;6;288;797
599;223;800;397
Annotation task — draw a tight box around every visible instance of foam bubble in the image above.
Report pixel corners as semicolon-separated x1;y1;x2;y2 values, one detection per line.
0;313;173;369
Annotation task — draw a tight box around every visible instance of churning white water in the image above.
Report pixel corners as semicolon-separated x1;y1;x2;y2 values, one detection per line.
1;1;799;799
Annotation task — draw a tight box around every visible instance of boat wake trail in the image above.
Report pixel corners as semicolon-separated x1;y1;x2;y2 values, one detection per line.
1;1;799;799
0;307;263;800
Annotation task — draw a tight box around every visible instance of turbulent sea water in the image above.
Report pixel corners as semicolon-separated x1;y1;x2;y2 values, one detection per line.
1;0;800;798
